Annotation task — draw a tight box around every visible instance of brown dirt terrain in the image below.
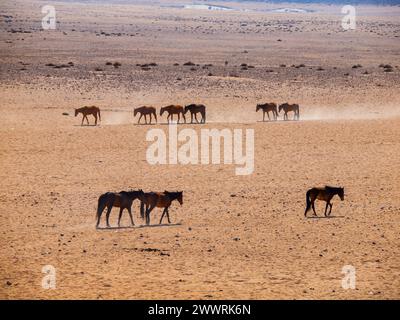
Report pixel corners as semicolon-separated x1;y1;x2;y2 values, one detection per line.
0;0;399;299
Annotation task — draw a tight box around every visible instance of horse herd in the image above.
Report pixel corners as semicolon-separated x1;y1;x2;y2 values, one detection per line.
95;185;345;229
96;190;183;228
74;102;300;126
74;104;345;229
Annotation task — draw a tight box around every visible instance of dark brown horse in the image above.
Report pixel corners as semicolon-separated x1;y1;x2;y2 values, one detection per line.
160;105;186;124
134;106;157;124
140;191;183;225
278;103;300;121
256;103;278;121
96;190;144;228
75;106;101;125
184;104;206;124
304;186;344;217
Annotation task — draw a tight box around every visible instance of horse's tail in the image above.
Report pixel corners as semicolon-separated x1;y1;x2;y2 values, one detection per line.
98;108;101;121
96;194;107;227
140;201;145;219
304;189;311;216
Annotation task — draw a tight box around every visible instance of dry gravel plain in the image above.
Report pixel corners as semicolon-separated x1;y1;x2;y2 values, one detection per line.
0;0;400;299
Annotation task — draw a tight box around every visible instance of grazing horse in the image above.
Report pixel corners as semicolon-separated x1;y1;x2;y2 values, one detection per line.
160;105;186;124
256;103;278;121
304;186;344;217
96;190;144;228
184;104;206;124
134;106;157;124
278;103;300;121
140;191;183;225
75;106;101;126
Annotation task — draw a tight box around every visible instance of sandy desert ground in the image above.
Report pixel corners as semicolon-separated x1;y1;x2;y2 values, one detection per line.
0;0;400;299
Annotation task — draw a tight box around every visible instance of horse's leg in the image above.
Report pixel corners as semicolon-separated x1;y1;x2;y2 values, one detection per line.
85;115;90;125
145;204;150;225
177;113;180;124
138;113;143;124
329;203;333;215
94;113;98;126
324;202;329;217
105;206;113;228
166;207;171;224
194;113;199;124
262;111;265;122
311;200;317;216
267;111;271;121
149;113;152;124
81;115;84;126
144;114;148;124
167;113;171;123
118;208;124;227
146;204;156;225
127;206;134;226
159;207;167;224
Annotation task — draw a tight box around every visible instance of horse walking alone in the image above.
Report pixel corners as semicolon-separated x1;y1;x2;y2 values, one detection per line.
256;103;278;121
160;105;186;124
75;106;101;126
304;186;344;217
133;106;157;124
278;103;300;121
140;191;183;225
96;190;144;228
184;104;206;124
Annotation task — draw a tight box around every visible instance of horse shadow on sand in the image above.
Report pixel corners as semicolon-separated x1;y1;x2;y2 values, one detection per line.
306;215;346;219
96;222;182;230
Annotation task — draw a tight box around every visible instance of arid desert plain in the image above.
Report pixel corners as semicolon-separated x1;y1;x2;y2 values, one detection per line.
1;0;400;299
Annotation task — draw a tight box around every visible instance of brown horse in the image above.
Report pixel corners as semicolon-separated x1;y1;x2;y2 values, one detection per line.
304;186;344;217
160;105;186;124
96;190;144;228
256;103;278;121
184;104;206;124
75;106;101;126
134;106;157;124
140;191;183;225
278;103;300;121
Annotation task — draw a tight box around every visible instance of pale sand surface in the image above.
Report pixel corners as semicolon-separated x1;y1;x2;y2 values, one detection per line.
0;0;399;299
